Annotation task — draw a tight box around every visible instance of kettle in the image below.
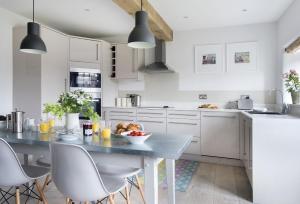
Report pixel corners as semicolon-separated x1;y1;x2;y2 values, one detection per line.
127;94;141;107
11;109;25;133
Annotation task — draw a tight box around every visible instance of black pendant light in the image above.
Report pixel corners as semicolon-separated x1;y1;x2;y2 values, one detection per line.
20;0;47;54
128;0;155;49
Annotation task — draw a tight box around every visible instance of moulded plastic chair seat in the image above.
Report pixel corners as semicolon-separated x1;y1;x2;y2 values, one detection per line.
21;165;49;179
36;155;51;168
96;164;146;203
0;138;49;204
96;164;141;178
0;138;49;187
50;142;130;203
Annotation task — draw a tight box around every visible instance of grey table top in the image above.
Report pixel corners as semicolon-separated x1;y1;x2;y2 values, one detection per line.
0;129;192;160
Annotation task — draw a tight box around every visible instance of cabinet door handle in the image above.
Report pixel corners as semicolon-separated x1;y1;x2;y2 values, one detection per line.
191;140;198;143
168;122;198;126
138;112;164;115
137;120;164;124
243;120;246;155
110;119;134;121
169;114;198;117
203;115;236;119
110;111;134;114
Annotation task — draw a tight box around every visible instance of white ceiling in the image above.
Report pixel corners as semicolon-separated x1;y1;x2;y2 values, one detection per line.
0;0;294;38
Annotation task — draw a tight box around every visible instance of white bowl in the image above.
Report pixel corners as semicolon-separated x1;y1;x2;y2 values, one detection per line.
121;131;152;144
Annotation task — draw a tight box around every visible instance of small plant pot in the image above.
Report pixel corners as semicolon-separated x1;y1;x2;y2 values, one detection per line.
291;91;300;104
66;113;80;131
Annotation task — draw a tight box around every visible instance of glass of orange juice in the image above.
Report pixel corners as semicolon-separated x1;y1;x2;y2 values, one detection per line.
40;120;50;134
101;121;111;140
92;121;100;134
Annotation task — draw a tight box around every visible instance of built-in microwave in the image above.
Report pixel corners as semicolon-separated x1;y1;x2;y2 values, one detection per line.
70;68;101;93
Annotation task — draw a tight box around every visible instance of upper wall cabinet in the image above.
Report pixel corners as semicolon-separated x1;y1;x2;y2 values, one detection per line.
111;43;144;80
70;37;100;63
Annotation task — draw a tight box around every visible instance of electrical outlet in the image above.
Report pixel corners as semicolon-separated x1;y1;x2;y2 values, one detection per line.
199;94;208;100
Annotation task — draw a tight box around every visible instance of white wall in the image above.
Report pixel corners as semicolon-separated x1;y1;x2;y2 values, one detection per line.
104;23;278;107
0;7;27;115
167;23;278;91
277;0;300;108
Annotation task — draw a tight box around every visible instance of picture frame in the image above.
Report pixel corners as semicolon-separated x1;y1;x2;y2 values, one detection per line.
226;42;258;72
194;44;225;74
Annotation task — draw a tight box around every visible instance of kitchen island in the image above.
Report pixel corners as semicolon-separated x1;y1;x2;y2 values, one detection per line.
0;129;193;204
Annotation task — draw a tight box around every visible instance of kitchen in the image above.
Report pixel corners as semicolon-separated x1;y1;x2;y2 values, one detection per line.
1;0;300;204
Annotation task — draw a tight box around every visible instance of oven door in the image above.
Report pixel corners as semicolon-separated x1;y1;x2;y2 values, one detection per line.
70;68;101;92
79;98;101;120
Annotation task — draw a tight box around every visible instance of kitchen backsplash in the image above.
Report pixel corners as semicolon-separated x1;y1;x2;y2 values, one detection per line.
118;90;277;109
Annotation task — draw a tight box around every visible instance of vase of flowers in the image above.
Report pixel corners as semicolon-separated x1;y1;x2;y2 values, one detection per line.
284;69;300;104
44;90;100;131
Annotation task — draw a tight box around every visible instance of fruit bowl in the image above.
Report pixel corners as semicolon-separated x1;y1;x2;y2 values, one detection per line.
121;131;152;144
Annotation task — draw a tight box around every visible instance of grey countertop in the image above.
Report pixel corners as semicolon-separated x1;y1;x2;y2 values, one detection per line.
0;129;192;160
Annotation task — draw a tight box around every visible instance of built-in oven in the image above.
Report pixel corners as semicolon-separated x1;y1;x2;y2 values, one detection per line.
80;92;101;120
70;68;101;93
69;67;101;119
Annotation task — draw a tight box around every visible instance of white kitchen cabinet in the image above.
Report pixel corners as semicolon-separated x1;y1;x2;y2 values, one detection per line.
167;118;201;155
136;116;167;135
13;26;69;120
201;112;240;159
244;117;253;185
70;37;100;63
114;43;144;80
41;27;69;105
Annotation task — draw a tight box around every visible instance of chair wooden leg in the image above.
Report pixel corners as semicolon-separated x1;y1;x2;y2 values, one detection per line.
135;175;146;204
35;180;48;204
66;197;70;204
108;194;115;204
125;186;131;204
42;175;51;191
15;187;20;204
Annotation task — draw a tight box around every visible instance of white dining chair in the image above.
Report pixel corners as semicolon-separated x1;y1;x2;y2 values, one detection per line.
0;138;49;204
50;142;131;204
97;164;146;203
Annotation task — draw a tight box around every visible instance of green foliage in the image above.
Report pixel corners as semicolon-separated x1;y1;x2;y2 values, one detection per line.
43;90;100;121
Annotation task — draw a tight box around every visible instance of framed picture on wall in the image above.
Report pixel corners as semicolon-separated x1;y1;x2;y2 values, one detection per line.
226;42;258;72
194;44;225;74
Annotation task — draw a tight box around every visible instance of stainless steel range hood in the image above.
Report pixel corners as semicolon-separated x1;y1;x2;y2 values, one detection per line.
139;39;175;73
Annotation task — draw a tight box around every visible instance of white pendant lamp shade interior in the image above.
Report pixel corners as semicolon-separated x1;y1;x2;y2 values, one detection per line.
20;0;47;54
128;0;155;49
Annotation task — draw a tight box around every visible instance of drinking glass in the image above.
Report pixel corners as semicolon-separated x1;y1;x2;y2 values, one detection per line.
101;120;111;140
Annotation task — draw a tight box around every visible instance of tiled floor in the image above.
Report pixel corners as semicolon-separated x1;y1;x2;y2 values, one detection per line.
4;162;252;204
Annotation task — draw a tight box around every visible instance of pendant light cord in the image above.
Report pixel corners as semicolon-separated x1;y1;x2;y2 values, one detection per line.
141;0;143;11
33;0;35;22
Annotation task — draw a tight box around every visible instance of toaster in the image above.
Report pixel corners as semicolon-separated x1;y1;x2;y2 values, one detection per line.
238;95;253;110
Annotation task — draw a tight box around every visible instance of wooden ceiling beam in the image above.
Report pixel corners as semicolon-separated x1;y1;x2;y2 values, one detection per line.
112;0;173;41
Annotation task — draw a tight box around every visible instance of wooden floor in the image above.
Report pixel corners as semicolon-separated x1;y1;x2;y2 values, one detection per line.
10;162;252;204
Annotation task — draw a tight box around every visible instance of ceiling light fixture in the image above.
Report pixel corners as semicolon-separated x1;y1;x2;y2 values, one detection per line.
128;0;155;49
20;0;47;54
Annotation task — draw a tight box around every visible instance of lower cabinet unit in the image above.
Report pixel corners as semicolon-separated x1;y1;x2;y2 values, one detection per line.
167;118;201;155
201;112;240;159
136;116;167;135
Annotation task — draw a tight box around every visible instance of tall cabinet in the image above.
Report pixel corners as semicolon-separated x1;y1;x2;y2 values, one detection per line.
13;26;69;120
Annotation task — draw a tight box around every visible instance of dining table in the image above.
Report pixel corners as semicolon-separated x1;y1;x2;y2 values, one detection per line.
0;129;192;204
